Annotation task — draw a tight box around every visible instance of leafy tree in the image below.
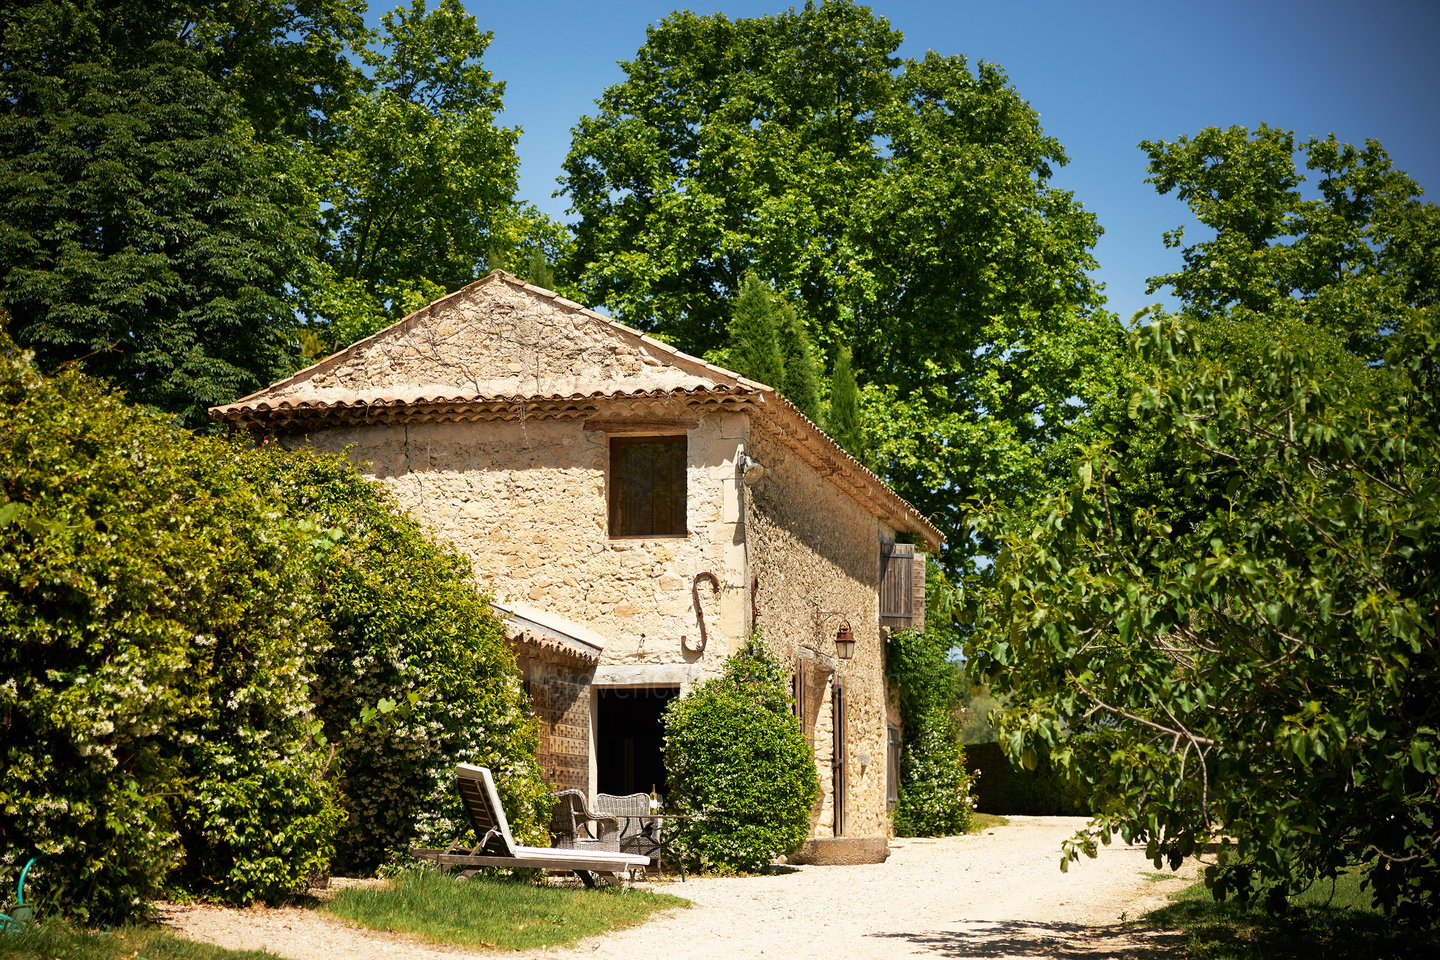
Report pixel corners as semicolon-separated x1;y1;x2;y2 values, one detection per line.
0;1;314;426
180;0;368;145
303;0;548;346
1143;125;1440;361
663;636;817;873
968;310;1440;921
825;344;863;458
561;1;1116;564
725;272;785;388
483;201;578;296
711;273;822;420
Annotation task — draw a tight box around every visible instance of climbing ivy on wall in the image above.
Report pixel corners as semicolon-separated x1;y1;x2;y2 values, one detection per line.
886;624;974;836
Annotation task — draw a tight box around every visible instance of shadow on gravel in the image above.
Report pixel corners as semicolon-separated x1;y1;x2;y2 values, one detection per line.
870;918;1185;959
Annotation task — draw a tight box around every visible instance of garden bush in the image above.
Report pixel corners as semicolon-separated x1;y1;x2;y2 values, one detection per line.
253;450;547;871
0;336;336;922
885;627;974;836
662;636;817;872
0;334;546;919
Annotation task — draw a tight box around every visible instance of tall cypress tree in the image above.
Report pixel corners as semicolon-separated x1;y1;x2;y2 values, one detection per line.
825;343;863;459
775;298;822;422
725;272;784;388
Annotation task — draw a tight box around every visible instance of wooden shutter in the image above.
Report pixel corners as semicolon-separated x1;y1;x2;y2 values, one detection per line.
880;543;915;634
794;656;829;743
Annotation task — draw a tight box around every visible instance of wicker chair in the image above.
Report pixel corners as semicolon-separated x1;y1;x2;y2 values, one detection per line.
549;790;623;852
594;792;656;855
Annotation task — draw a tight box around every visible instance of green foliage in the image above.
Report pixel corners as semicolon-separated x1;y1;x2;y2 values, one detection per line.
884;626;973;836
0;1;314;426
484;202;579;297
249;449;547;872
954;683;1002;745
561;0;1116;566
1147;877;1440;960
962;742;1091;816
726;272;785;389
892;710;971;836
324;868;688;950
774;299;822;422
0;336;335;923
1;0;562;406
180;0;368;146
302;0;532;345
0;335;548;918
662;637;817;872
968;309;1440;922
714;274;823;421
825;344;863;459
1143;125;1439;360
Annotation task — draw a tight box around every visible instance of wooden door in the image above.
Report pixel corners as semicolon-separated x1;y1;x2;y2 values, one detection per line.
832;679;846;836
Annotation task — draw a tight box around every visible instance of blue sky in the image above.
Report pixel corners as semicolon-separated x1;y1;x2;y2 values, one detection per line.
427;0;1438;321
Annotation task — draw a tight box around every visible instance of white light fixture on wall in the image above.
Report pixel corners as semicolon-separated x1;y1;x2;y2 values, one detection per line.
738;452;766;484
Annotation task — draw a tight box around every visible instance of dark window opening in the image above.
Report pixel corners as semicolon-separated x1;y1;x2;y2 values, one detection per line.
609;436;687;537
595;686;679;797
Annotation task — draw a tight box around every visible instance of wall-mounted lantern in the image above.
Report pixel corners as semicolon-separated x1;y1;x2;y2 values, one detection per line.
834;622;856;660
738;452;766;485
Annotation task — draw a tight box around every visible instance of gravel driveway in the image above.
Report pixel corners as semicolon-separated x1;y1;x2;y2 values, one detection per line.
161;816;1199;960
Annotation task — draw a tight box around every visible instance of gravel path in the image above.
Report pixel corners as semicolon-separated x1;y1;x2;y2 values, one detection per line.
160;817;1199;960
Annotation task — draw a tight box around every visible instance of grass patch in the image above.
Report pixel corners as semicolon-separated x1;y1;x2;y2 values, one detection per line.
0;922;278;959
970;812;1010;832
1146;877;1438;960
324;868;689;950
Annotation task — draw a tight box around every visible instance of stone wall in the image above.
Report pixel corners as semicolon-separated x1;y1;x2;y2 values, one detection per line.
268;278;715;404
292;406;751;673
742;421;897;839
290;394;905;842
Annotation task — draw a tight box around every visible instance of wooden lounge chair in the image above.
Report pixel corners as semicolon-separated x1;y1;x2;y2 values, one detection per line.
411;764;649;887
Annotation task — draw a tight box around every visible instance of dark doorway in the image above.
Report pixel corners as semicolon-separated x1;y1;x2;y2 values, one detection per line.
595;686;679;797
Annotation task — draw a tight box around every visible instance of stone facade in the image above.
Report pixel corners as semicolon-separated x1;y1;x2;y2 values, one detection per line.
212;271;942;847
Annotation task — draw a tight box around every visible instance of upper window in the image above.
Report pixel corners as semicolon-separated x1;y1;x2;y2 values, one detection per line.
608;436;687;537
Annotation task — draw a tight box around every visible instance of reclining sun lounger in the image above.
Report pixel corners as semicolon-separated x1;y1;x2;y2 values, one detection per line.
411;764;650;886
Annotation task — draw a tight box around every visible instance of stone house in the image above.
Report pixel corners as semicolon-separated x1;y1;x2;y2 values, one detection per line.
212;271;942;860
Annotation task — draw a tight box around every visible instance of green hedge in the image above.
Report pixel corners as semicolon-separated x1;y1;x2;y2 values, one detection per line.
963;741;1094;816
253;450;547;871
0;336;545;919
663;637;817;872
0;338;336;922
